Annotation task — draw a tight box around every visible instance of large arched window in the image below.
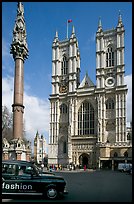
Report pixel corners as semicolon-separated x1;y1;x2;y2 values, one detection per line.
61;55;68;75
106;47;114;67
78;101;95;135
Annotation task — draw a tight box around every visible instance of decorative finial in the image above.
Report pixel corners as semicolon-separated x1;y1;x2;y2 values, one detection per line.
53;30;59;43
117;10;123;27
70;25;76;38
72;25;75;34
97;16;103;32
55;30;58;38
17;2;24;16
98;16;102;28
118;10;122;22
10;2;28;61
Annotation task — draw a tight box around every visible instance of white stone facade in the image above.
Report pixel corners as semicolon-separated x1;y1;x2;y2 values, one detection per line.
48;15;132;169
34;131;47;164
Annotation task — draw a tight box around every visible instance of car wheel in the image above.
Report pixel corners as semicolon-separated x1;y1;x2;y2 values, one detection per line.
46;186;58;199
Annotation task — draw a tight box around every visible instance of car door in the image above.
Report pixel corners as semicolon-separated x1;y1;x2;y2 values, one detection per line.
2;163;18;194
14;164;43;196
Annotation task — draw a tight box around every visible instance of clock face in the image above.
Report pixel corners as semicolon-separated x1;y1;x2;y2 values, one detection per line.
105;77;115;87
59;85;67;93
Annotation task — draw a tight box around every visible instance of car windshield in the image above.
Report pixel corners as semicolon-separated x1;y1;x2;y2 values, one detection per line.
33;164;41;174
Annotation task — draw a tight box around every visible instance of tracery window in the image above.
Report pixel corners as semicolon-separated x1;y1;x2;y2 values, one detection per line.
106;47;114;67
60;103;68;114
78;101;95;135
106;98;114;109
61;55;68;75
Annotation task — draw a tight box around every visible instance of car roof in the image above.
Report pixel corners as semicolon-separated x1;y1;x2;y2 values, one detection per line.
2;160;33;165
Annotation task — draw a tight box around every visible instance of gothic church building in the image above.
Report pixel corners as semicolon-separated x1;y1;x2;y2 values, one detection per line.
48;14;132;170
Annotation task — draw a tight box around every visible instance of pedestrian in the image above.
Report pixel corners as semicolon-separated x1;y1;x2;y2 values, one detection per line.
84;165;86;171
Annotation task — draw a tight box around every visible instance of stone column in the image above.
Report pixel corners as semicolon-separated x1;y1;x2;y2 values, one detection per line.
12;58;24;139
10;2;29;140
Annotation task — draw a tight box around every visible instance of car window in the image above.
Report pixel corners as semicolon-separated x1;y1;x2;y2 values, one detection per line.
2;163;16;175
17;165;37;176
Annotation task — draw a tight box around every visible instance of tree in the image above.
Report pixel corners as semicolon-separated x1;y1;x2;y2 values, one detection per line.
2;106;13;140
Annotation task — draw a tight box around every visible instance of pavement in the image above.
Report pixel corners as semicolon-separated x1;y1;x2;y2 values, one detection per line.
45;168;96;173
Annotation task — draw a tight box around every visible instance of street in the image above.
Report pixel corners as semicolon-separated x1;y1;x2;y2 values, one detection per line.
2;169;132;202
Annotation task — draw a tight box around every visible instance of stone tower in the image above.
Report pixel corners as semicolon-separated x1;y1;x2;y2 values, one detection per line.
48;26;80;166
95;13;127;144
34;131;47;164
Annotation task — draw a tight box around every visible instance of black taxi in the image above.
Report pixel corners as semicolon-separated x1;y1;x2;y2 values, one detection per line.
2;160;68;199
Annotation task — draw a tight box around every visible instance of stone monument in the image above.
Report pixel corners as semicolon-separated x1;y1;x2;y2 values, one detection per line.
3;2;31;161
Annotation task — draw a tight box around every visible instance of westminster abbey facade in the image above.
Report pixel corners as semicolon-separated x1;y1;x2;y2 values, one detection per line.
48;14;132;170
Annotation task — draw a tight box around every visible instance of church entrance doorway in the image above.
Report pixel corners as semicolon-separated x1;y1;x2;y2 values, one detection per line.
79;153;89;168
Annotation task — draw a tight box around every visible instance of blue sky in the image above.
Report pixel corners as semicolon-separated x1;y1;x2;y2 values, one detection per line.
2;2;132;152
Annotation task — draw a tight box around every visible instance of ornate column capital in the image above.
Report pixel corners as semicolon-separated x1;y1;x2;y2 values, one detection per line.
10;2;29;61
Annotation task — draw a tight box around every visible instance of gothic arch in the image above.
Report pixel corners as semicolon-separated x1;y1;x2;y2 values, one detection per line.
114;152;118;157
105;43;116;51
105;98;115;109
105;45;115;67
79;153;90;168
124;151;128;158
60;103;68;114
61;55;68;75
77;98;96;111
78;100;95;135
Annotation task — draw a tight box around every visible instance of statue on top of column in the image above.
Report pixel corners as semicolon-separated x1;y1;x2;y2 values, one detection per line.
10;2;28;61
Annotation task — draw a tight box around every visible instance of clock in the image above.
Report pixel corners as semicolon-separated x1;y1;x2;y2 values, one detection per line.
59;85;67;93
105;77;115;87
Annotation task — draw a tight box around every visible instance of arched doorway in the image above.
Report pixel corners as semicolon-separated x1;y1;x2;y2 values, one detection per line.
79;153;89;168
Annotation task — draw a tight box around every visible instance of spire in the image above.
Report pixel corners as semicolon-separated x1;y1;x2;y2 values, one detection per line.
55;30;58;38
10;2;29;61
86;70;88;77
97;16;103;32
98;17;102;28
71;25;76;38
17;2;24;16
36;130;39;137
72;25;75;34
118;10;122;23
53;30;59;43
117;10;123;27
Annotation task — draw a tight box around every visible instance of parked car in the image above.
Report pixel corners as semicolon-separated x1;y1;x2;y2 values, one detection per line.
118;163;132;173
2;160;68;199
124;163;132;174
